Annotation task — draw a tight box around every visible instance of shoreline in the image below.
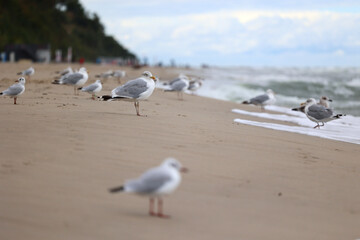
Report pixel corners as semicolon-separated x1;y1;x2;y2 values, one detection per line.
0;63;359;240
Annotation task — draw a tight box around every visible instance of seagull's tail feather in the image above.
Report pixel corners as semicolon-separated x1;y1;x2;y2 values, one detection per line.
242;100;250;104
98;95;113;101
77;87;83;90
334;113;346;118
109;186;124;193
95;74;101;78
0;92;3;95
17;72;22;75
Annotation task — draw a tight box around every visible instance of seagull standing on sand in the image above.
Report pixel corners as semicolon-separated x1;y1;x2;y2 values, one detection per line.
99;71;157;116
165;75;190;100
0;77;26;104
95;70;113;82
52;67;88;95
112;70;126;83
78;79;102;100
242;89;276;110
17;67;34;81
109;158;188;218
303;98;344;128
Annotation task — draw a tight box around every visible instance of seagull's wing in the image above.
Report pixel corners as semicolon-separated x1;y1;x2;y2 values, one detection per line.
112;78;148;99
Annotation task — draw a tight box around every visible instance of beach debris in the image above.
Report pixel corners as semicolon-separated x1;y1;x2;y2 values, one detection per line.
108;158;188;218
98;71;157;116
242;89;276;111
52;67;89;95
78;79;102;100
0;77;26;104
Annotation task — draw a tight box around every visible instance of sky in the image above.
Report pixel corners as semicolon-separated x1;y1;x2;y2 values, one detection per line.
79;0;360;67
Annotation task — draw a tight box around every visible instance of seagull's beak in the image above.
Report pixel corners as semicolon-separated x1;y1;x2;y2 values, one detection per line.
15;80;19;82
151;76;157;81
300;102;306;106
180;167;189;173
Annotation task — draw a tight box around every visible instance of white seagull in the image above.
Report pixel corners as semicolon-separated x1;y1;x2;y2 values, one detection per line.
303;98;345;128
112;70;126;83
109;158;188;218
52;67;89;95
242;89;276;110
165;74;190;100
17;67;34;81
0;77;26;104
188;79;203;94
99;71;157;116
78;79;102;100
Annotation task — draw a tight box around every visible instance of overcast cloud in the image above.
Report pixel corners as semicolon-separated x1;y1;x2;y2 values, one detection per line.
80;0;360;66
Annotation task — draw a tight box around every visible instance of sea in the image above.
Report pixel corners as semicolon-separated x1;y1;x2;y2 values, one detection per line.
164;66;360;145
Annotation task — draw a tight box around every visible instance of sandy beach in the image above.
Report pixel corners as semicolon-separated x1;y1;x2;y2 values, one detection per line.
0;62;359;240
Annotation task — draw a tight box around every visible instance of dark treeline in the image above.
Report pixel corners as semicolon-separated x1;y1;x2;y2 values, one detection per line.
0;0;137;62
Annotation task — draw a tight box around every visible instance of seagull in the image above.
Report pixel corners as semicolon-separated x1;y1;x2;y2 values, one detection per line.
109;158;188;218
99;71;157;116
52;67;89;95
55;66;73;76
0;77;26;104
188;79;203;94
292;96;333;113
78;79;102;100
112;70;126;83
95;70;113;81
164;75;190;100
242;89;276;110
303;98;345;129
17;67;34;81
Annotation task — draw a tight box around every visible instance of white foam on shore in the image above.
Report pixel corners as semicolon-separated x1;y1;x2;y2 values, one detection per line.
232;106;360;145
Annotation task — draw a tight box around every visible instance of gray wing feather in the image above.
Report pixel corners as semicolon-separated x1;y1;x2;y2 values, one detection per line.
63;73;83;84
82;83;98;92
307;105;333;120
250;94;269;104
112;79;147;99
170;80;186;91
126;168;172;194
4;84;23;95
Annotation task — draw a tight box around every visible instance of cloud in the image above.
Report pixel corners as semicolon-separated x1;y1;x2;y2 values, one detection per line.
80;0;360;65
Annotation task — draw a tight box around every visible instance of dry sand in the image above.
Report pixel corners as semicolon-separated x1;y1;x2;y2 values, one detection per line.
0;62;359;240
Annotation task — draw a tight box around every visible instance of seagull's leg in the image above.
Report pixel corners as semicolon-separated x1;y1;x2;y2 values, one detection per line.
157;197;170;218
134;102;140;116
14;97;17;105
321;122;325;127
74;86;76;95
92;93;95;100
149;198;156;216
313;123;320;129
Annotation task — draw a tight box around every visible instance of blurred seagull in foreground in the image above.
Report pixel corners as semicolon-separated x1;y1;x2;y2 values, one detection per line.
0;77;26;104
242;89;276;111
303;98;345;129
52;67;89;95
78;79;102;100
292;96;333;113
109;158;188;218
164;74;190;100
99;71;157;116
17;67;34;81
